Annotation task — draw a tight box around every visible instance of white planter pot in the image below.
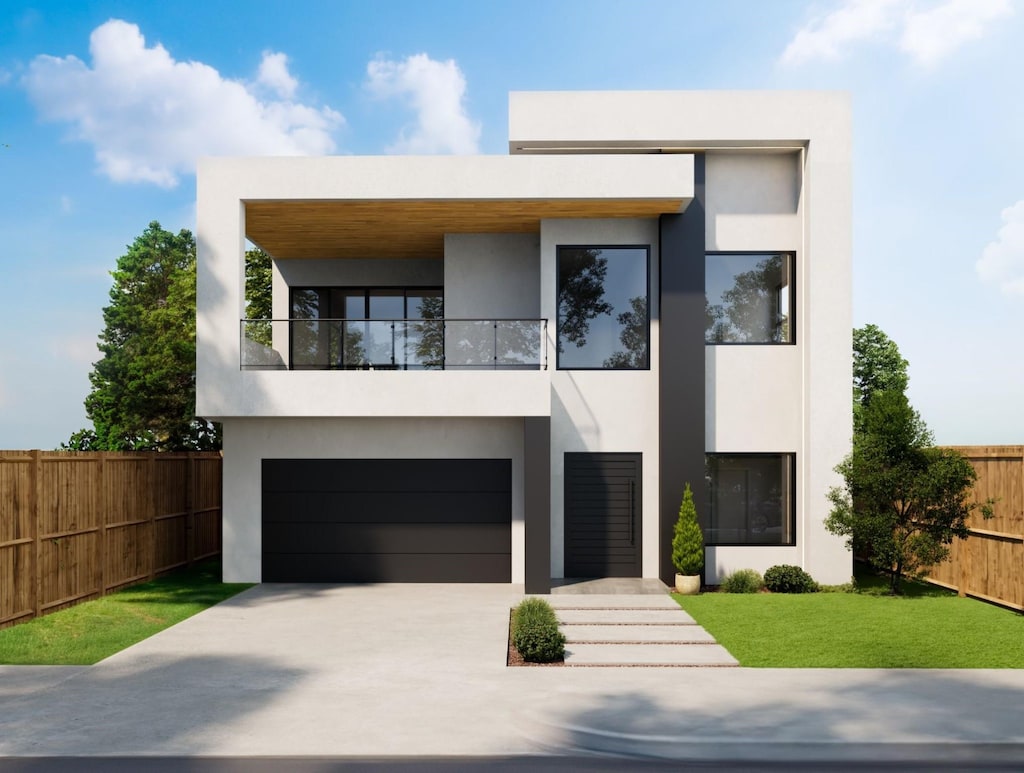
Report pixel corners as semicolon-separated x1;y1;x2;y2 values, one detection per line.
675;573;701;595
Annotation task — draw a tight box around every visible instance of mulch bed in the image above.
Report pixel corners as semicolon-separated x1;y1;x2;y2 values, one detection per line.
506;610;565;667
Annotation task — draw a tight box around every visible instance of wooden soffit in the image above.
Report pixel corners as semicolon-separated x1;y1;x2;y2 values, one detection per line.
245;198;686;260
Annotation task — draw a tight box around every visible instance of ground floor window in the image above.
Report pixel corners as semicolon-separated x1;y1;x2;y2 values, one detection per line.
705;453;795;545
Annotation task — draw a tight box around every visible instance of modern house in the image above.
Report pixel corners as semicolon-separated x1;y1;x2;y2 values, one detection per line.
196;90;852;593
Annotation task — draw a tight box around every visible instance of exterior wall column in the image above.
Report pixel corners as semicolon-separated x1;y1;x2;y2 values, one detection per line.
659;154;706;586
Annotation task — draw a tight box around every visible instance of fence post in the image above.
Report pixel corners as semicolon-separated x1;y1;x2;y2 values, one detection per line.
96;452;107;597
957;536;968;598
186;454;196;567
30;450;42;620
148;453;157;581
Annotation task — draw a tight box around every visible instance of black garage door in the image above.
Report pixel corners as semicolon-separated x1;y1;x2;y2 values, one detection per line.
262;459;511;582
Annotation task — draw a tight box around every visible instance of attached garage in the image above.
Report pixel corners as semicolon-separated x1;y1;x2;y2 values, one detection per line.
261;458;512;582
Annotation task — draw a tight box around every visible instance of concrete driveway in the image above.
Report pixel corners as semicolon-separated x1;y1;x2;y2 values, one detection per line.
2;583;1024;764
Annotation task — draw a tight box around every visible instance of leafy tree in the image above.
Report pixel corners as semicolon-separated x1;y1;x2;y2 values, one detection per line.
557;248;612;352
826;390;991;594
853;323;908;413
603;296;649;368
65;221;220;451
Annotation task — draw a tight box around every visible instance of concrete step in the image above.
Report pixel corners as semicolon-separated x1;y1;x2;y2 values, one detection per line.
562;624;716;643
543;594;679;610
564;642;739;667
556;608;697;625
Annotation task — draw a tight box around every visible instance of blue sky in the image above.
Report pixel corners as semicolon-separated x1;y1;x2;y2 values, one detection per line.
1;0;1022;448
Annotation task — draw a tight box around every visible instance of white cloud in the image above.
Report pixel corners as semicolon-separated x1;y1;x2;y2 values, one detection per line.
781;0;902;65
365;53;480;154
781;0;1012;67
257;51;298;100
0;68;11;85
899;0;1012;65
59;194;73;214
22;19;343;187
977;200;1024;296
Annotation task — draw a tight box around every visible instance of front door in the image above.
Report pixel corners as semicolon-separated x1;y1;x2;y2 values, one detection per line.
564;452;642;578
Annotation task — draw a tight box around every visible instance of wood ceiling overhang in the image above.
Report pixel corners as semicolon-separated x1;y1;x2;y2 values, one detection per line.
244;197;688;260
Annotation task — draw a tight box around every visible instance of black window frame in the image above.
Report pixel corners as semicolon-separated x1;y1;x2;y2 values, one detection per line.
289;286;444;321
556;244;651;371
705;251;796;346
704;452;796;547
288;286;444;370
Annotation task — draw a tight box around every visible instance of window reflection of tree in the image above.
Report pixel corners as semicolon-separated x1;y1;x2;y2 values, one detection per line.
412;295;445;369
706;254;790;343
603;296;648;368
557;248;612;354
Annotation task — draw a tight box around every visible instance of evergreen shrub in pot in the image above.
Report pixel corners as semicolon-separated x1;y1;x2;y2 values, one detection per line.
671;483;704;594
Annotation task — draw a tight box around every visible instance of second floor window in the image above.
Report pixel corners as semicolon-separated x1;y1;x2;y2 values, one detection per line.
290;287;443;369
706;252;794;344
557;246;650;369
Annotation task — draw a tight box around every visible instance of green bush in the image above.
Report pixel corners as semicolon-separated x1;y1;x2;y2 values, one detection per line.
720;569;764;594
763;564;819;593
512;598;566;662
671;483;704;576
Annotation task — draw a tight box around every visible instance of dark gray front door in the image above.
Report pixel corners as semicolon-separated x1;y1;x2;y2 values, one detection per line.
564;452;642;578
262;458;511;582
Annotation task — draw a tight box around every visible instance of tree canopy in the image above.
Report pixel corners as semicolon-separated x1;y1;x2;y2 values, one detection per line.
830;324;989;594
853;323;909;409
65;221;219;451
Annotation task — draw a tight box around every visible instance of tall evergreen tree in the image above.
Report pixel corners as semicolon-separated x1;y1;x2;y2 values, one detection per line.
66;221;219;451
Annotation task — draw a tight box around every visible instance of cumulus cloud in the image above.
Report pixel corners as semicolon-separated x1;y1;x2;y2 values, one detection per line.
781;0;1012;67
22;19;342;187
365;53;480;154
977;200;1024;296
899;0;1012;65
257;51;298;99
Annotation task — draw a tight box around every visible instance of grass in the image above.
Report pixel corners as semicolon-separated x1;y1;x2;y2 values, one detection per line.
673;564;1024;668
0;559;252;665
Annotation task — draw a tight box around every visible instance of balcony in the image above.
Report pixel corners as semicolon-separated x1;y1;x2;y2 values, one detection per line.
241;319;548;371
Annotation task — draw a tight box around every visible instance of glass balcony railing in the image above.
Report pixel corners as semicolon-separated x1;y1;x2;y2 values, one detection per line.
240;319;548;370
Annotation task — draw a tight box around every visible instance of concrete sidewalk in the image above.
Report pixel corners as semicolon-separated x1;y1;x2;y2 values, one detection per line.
1;584;1023;764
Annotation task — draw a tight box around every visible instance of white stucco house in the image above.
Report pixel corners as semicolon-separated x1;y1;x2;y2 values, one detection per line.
196;90;852;592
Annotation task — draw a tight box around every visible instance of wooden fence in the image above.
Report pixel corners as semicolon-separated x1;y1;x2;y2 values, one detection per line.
0;451;222;629
926;446;1024;611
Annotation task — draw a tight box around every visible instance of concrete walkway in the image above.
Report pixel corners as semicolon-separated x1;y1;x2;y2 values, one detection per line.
1;583;1023;765
546;594;738;667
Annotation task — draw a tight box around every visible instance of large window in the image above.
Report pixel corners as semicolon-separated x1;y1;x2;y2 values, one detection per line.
705;454;795;545
705;252;794;344
557;246;649;369
290;287;443;369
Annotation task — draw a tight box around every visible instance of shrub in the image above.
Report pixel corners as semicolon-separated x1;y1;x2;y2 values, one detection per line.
512;598;566;662
671;483;704;576
720;569;763;594
763;564;819;594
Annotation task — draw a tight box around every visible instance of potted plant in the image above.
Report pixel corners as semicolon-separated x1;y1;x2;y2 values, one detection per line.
671;483;704;594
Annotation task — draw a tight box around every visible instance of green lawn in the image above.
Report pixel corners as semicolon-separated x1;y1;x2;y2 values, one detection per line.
0;559;252;665
673;567;1024;668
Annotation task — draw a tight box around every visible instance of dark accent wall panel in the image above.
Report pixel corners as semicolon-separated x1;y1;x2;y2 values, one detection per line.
659;154;706;585
524;417;551;594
